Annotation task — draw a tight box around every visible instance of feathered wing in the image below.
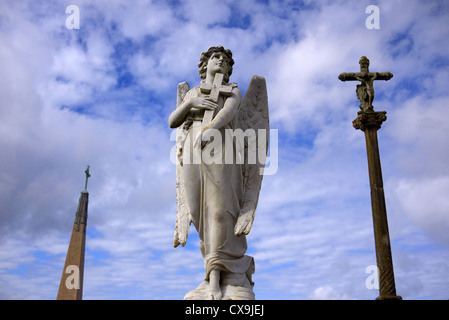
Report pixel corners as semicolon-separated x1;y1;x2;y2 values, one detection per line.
174;81;191;247
234;75;269;236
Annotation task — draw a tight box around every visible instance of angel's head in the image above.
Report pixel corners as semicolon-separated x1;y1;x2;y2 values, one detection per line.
198;46;234;83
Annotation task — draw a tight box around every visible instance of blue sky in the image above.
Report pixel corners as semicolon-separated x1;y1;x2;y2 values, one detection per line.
1;0;449;300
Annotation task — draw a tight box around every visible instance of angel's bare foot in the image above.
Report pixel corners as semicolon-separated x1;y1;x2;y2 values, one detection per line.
209;289;222;300
208;270;222;300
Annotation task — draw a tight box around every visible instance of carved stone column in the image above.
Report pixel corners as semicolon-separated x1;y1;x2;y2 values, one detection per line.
353;110;402;300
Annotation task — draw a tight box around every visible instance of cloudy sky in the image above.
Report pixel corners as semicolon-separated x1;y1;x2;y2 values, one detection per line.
1;0;448;300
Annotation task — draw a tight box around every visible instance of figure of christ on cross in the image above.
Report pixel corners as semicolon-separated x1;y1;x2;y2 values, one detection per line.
339;56;393;112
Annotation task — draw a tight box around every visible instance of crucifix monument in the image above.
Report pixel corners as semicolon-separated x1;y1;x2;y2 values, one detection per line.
339;56;402;300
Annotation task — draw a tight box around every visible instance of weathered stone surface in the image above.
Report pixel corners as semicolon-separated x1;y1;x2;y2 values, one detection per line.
56;191;88;300
353;110;387;131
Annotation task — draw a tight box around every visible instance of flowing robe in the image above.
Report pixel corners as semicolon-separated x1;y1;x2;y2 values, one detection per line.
178;85;254;287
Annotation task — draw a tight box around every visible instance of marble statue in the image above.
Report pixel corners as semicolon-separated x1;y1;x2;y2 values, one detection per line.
168;46;269;300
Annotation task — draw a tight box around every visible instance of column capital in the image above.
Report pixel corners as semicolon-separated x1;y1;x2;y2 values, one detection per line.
353;110;387;131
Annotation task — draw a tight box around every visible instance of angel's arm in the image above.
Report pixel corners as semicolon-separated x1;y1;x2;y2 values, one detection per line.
169;97;219;128
168;100;191;128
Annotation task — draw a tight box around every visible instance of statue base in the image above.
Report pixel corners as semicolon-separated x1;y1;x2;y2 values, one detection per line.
184;280;255;300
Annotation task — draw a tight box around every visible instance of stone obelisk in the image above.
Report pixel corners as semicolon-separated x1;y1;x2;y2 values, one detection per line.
57;166;91;300
339;57;401;300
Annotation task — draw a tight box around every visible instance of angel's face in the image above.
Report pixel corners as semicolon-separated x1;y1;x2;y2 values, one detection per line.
207;52;230;77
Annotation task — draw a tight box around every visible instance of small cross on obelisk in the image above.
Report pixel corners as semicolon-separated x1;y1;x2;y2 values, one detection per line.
339;57;402;300
83;165;91;193
57;166;91;300
199;72;233;128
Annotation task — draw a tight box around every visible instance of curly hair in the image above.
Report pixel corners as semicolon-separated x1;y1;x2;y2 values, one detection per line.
197;45;234;83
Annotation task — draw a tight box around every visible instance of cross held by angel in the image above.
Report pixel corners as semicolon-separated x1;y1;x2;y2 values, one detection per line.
168;46;269;300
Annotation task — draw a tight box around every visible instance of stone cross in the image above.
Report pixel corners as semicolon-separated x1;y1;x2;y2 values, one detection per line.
200;72;233;128
83;165;91;193
339;57;401;300
339;56;393;112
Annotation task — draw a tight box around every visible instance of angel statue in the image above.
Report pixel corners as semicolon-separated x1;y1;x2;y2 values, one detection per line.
168;46;269;300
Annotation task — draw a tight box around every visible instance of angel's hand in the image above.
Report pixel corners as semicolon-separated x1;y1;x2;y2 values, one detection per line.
173;230;187;248
234;208;255;236
189;97;218;111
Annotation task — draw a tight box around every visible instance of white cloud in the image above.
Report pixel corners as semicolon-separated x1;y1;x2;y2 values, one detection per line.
0;0;448;301
391;177;449;244
178;0;232;26
308;286;350;300
102;0;176;41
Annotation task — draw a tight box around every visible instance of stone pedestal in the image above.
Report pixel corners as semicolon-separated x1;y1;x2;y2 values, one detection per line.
184;280;255;300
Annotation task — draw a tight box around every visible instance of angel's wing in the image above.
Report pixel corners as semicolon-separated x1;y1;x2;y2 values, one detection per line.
173;81;191;247
234;75;269;236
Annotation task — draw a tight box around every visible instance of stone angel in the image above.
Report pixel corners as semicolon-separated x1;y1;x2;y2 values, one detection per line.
168;46;269;300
